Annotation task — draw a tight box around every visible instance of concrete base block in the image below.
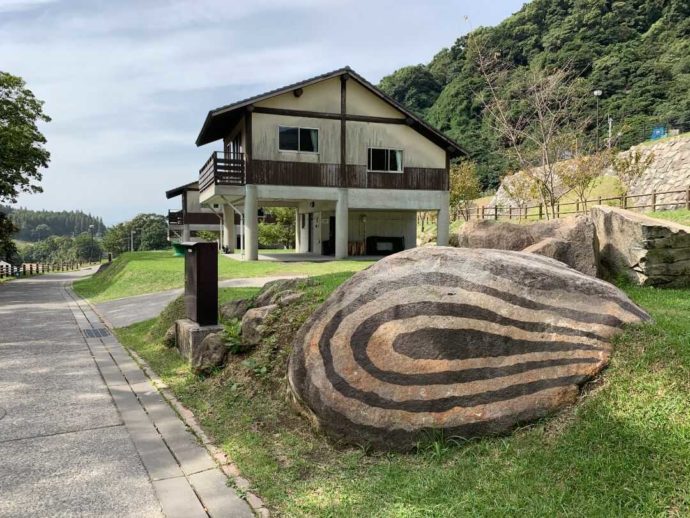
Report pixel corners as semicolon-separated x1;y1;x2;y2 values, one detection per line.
175;319;223;363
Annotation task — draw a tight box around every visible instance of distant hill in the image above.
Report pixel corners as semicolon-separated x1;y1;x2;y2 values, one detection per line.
1;205;107;241
379;0;690;189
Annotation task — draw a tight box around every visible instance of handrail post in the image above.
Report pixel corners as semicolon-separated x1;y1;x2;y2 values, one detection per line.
538;204;543;220
481;206;485;220
624;195;628;209
494;205;498;220
686;187;690;211
651;190;657;212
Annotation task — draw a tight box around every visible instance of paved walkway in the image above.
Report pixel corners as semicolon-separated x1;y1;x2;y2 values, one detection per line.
0;270;253;517
95;275;306;328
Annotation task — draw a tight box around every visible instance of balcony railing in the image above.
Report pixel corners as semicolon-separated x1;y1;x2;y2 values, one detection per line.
199;151;245;191
167;210;183;225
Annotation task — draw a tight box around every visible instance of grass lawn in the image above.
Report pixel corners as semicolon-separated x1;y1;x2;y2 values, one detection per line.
646;209;690;227
116;273;690;517
73;251;373;302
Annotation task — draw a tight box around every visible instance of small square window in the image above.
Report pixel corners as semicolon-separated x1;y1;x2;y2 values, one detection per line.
279;127;299;151
368;148;403;172
300;128;318;152
279;126;318;152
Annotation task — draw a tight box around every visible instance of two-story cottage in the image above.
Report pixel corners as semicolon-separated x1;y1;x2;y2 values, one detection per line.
165;181;222;242
196;67;465;260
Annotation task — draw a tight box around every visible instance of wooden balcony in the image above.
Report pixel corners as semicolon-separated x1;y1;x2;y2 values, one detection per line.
167;210;183;225
199;151;245;192
199;151;448;192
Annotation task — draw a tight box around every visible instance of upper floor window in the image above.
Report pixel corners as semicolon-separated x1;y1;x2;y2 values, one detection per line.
279;126;319;153
368;148;403;173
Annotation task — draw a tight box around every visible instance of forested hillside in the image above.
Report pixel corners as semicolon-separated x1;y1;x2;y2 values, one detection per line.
2;205;106;241
379;0;690;189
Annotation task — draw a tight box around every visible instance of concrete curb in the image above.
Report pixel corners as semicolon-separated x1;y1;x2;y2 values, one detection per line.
84;292;270;517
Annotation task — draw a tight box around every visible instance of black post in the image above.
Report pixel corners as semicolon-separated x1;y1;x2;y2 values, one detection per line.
184;242;218;326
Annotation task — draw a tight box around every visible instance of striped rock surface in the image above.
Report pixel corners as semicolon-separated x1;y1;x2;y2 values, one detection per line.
288;247;650;450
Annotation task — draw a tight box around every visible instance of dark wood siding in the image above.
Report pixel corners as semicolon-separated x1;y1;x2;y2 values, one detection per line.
238;160;446;191
367;167;447;190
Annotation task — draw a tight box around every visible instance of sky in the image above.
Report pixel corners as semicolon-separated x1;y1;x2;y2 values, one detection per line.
2;0;526;225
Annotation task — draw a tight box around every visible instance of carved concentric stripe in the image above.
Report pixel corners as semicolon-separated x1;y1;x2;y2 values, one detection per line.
325;342;602;404
307;345;582;428
366;317;605;375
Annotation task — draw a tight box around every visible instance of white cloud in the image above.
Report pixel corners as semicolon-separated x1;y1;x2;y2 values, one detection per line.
0;0;57;13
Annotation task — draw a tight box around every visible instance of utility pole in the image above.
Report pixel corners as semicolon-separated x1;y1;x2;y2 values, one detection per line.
89;224;95;263
130;229;136;253
593;89;603;151
608;115;613;150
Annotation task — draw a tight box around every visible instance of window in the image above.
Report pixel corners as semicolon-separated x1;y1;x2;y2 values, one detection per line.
279;126;319;153
368;148;403;173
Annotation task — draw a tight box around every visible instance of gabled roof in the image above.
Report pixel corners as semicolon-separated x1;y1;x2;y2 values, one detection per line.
165;181;198;199
195;66;467;158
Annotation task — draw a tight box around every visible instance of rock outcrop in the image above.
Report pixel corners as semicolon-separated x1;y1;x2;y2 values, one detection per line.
253;278;312;308
191;333;228;375
590;205;690;287
288;247;649;450
220;298;251;321
163;325;176;348
457;216;598;276
241;304;279;347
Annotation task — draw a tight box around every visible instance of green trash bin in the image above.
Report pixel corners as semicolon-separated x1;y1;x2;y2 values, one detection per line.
172;242;186;257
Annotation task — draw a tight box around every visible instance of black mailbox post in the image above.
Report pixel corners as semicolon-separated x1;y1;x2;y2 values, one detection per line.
184;242;218;326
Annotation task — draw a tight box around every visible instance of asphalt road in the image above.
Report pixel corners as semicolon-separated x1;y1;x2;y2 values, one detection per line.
95;274;305;328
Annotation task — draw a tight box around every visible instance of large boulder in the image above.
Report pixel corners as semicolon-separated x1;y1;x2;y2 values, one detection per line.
288;247;649;451
191;333;228;375
590;206;690;287
456;216;598;277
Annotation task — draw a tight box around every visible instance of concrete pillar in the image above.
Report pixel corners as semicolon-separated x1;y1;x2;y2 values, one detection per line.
222;204;235;253
181;225;191;242
436;191;450;246
294;208;300;252
335;188;349;259
244;185;258;261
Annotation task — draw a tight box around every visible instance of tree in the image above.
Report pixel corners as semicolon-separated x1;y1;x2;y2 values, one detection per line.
0;72;50;260
258;208;295;249
379;65;443;117
74;232;102;262
137;215;168;251
501;172;538;218
32;223;51;240
0;72;51;202
560;149;612;209
612;149;655;195
449;161;481;221
101;223;129;255
0;211;19;263
473;36;589;218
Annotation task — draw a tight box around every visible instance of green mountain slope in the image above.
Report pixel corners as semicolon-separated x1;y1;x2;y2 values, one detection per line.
1;205;106;241
380;0;690;189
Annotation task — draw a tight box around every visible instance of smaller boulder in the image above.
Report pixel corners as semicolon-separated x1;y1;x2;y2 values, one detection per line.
162;324;177;348
241;304;279;347
254;278;312;307
274;290;303;307
457;215;597;277
192;333;228;375
220;298;251;321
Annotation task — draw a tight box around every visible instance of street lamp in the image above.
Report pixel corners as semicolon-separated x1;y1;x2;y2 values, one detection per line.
89;224;95;263
130;229;137;253
593;89;603;151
